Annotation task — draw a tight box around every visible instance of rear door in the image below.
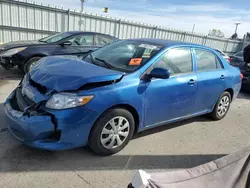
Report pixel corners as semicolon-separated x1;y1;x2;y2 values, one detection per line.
192;48;226;114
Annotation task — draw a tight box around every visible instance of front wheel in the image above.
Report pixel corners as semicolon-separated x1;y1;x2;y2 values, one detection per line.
210;91;231;120
89;108;135;156
24;56;42;73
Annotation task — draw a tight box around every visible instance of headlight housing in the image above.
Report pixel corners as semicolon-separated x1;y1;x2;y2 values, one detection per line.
0;47;27;57
45;93;94;110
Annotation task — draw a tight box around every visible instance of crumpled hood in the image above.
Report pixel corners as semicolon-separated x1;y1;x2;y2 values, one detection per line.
29;56;124;92
0;40;43;52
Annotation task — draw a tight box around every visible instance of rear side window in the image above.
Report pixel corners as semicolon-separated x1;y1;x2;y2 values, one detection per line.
235;51;243;57
153;48;193;75
96;35;114;46
69;34;94;46
195;49;222;71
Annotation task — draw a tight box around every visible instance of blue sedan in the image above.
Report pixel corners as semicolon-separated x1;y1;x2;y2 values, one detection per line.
5;39;242;155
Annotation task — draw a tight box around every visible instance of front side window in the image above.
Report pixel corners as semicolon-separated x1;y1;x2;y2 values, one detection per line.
153;48;193;75
195;49;222;71
69;34;94;46
39;32;71;43
83;40;163;72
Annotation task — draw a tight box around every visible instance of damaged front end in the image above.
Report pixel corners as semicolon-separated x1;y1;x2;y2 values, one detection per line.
4;74;98;150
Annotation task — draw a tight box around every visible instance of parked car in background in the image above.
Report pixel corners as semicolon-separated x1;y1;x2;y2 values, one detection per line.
230;51;244;67
5;39;242;155
229;51;250;91
0;31;118;73
214;49;231;63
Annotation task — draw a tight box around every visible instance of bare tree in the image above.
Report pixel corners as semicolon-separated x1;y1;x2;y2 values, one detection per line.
208;29;225;38
231;33;238;40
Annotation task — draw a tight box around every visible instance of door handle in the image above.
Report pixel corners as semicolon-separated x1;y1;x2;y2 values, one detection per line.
220;75;225;79
188;79;196;85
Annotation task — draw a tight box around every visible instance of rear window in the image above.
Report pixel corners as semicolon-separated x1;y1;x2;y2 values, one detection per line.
235;51;243;57
215;49;225;56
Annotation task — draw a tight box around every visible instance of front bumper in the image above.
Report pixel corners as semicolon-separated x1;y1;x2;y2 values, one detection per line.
0;54;26;68
5;86;99;150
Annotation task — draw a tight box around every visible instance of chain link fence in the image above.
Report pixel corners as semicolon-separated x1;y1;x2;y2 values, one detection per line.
0;0;248;54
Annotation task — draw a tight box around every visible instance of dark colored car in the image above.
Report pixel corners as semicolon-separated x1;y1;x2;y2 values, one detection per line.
230;51;250;90
5;39;241;155
0;31;118;73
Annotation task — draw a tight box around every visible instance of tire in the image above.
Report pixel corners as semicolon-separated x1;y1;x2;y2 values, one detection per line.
18;65;24;72
210;91;231;120
89;108;135;156
23;56;42;73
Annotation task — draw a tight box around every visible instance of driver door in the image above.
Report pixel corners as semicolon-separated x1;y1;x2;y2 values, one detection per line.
53;34;97;56
143;47;198;127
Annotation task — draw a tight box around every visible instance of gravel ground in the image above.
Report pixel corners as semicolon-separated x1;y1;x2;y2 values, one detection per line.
0;67;250;188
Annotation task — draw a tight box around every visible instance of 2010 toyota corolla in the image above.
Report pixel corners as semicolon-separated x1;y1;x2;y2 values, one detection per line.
5;39;242;155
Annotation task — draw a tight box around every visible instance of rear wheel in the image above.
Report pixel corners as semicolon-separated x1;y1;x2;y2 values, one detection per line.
210;91;231;120
24;56;42;73
89;108;135;156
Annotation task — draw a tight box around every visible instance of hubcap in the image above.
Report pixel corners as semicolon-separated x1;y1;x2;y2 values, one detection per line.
217;96;230;117
29;61;37;71
100;116;130;149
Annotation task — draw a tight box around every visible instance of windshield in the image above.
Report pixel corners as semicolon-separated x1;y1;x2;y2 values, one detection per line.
39;32;71;43
83;40;162;72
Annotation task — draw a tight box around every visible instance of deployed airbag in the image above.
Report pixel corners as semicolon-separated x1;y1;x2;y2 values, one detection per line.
129;147;250;188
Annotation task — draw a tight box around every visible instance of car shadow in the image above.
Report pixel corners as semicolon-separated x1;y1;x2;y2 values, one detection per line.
0;67;23;80
133;116;210;139
0;102;225;173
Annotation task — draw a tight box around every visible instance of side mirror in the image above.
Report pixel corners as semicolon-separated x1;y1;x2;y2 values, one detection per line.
149;68;170;79
61;41;72;47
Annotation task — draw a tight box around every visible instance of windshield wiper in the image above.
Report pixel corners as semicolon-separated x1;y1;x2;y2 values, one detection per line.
95;57;114;69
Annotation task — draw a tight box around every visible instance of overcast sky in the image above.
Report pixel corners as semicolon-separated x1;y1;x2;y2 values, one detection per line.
36;0;250;38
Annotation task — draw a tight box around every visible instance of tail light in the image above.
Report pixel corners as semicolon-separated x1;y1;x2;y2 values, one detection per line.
240;73;243;80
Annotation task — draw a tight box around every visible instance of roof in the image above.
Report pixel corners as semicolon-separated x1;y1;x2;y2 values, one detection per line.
64;31;117;38
130;38;206;48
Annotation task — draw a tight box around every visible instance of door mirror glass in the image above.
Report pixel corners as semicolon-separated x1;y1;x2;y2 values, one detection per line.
149;68;170;79
61;41;72;46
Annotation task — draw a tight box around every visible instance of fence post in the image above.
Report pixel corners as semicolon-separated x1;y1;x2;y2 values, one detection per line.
240;34;246;51
67;9;70;31
151;26;157;38
116;19;121;38
182;32;186;41
202;36;207;46
223;40;229;52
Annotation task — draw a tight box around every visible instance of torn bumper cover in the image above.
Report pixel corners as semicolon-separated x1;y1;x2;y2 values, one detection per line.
4;89;98;150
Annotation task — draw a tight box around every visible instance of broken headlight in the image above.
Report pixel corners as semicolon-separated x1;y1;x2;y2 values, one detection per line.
45;93;94;110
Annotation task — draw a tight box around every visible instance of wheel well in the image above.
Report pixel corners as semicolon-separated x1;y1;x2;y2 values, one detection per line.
225;88;234;99
26;55;46;62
